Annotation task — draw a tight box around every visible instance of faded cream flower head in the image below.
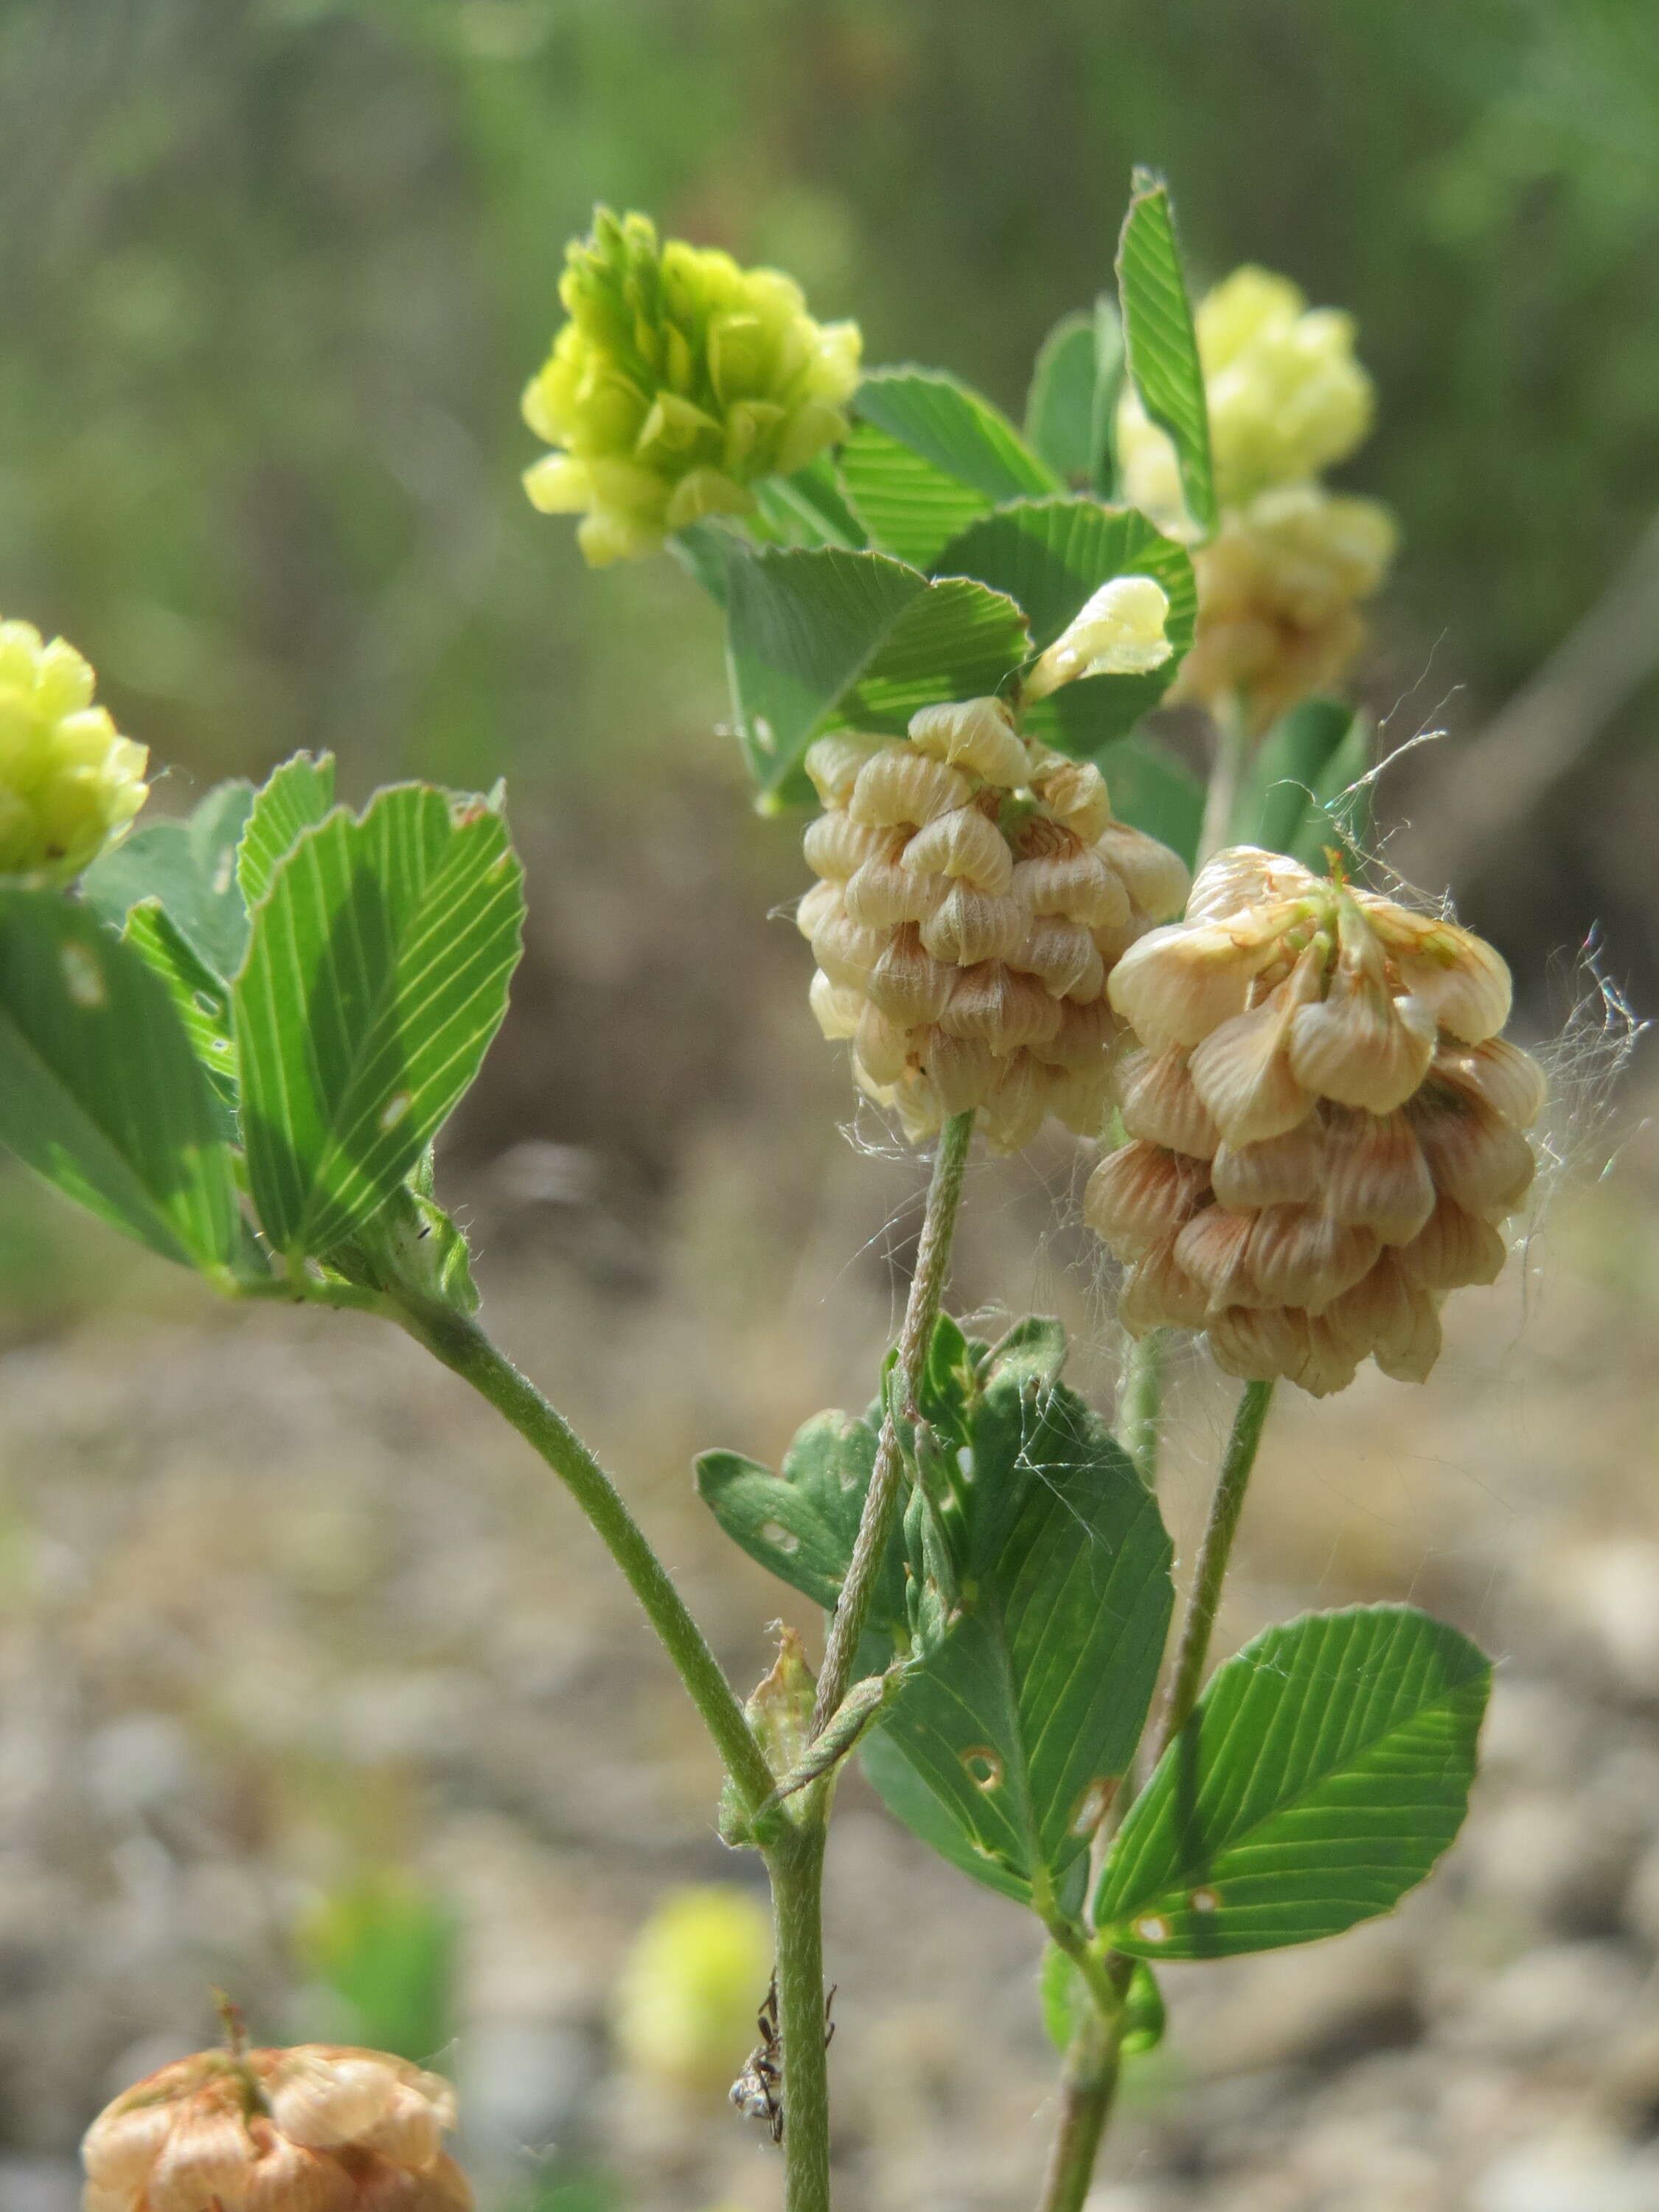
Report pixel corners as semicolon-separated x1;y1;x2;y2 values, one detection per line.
0;619;148;883
799;696;1191;1152
1086;847;1543;1395
80;2042;469;2212
1120;265;1376;527
523;209;861;566
1171;484;1397;728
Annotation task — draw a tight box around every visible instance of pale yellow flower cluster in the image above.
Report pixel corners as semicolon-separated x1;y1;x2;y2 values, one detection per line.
523;210;861;566
0;618;148;883
799;697;1190;1151
81;2043;469;2212
1086;848;1543;1394
1118;266;1396;727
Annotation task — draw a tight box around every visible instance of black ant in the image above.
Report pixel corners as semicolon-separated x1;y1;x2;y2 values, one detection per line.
730;1974;835;2145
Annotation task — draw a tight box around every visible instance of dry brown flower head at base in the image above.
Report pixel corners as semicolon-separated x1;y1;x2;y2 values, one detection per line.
1088;846;1544;1394
81;2043;470;2212
798;697;1191;1152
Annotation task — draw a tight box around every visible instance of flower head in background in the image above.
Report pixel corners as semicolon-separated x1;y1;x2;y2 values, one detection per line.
1120;265;1375;526
799;696;1190;1152
0;619;148;884
1170;484;1397;726
613;1884;773;2103
81;2042;469;2211
523;209;862;565
1086;846;1543;1395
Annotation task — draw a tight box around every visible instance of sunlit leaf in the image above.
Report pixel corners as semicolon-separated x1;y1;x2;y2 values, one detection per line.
82;777;256;980
234;784;525;1261
238;751;338;911
1025;300;1125;497
1116;169;1216;535
0;890;240;1272
1096;1604;1489;1960
839;369;1058;568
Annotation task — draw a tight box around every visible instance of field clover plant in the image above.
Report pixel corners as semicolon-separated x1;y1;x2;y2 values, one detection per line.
49;173;1522;2212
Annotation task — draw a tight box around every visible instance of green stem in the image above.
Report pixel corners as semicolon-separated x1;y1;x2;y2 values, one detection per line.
811;1108;975;1733
1115;1327;1166;1484
397;1303;779;1828
767;1823;832;2212
1196;689;1251;868
1036;2003;1124;2212
1152;1377;1276;1759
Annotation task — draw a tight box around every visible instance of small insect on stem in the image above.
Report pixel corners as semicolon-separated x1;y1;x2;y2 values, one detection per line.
729;1975;837;2147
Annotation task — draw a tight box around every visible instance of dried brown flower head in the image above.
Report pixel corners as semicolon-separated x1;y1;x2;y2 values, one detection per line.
81;2042;470;2212
799;698;1191;1150
1087;846;1544;1394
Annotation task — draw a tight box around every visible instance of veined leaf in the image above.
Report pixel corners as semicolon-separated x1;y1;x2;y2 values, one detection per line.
238;751;338;911
697;1409;890;1619
866;1380;1172;1908
1116;169;1216;536
234;784;525;1261
726;547;1029;808
0;890;240;1271
1096;1604;1489;1961
933;497;1194;756
1025;301;1125;497
82;777;256;981
122;901;239;1103
840;369;1057;569
1237;700;1373;866
751;454;869;550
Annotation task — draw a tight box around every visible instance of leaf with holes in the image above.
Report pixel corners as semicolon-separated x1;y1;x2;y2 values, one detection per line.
1096;1604;1490;1961
0;890;240;1273
234;784;525;1262
933;498;1195;757
726;547;1029;807
838;369;1058;569
1116;168;1215;535
1025;301;1125;497
695;1406;908;1632
864;1380;1173;1909
238;751;338;911
82;778;256;981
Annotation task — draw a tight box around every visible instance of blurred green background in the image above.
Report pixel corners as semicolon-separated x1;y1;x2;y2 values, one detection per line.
2;6;1658;2209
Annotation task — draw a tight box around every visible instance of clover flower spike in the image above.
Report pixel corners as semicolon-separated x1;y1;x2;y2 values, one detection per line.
799;696;1191;1152
523;209;861;565
1088;847;1544;1394
80;2042;470;2212
0;619;148;883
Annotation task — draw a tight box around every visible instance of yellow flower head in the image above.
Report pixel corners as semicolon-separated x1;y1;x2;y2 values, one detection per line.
0;619;148;884
612;1884;773;2101
522;209;862;565
1120;265;1376;526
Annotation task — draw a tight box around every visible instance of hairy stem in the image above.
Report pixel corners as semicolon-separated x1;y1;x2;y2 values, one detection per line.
1115;1326;1166;1484
398;1304;779;1827
812;1108;975;1733
1037;2003;1124;2212
1152;1377;1276;1759
767;1823;832;2212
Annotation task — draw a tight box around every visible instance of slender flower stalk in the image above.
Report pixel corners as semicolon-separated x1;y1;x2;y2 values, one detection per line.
1152;1376;1276;1761
813;1106;975;1733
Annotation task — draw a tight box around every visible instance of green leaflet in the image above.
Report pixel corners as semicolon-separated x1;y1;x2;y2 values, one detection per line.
1096;1604;1490;1960
1237;698;1372;866
0;889;240;1273
840;368;1058;569
82;776;256;981
1116;169;1216;536
1024;300;1125;498
120;901;238;1104
1099;734;1206;866
865;1379;1173;1908
724;546;1029;808
238;751;338;910
932;497;1195;757
234;783;525;1262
